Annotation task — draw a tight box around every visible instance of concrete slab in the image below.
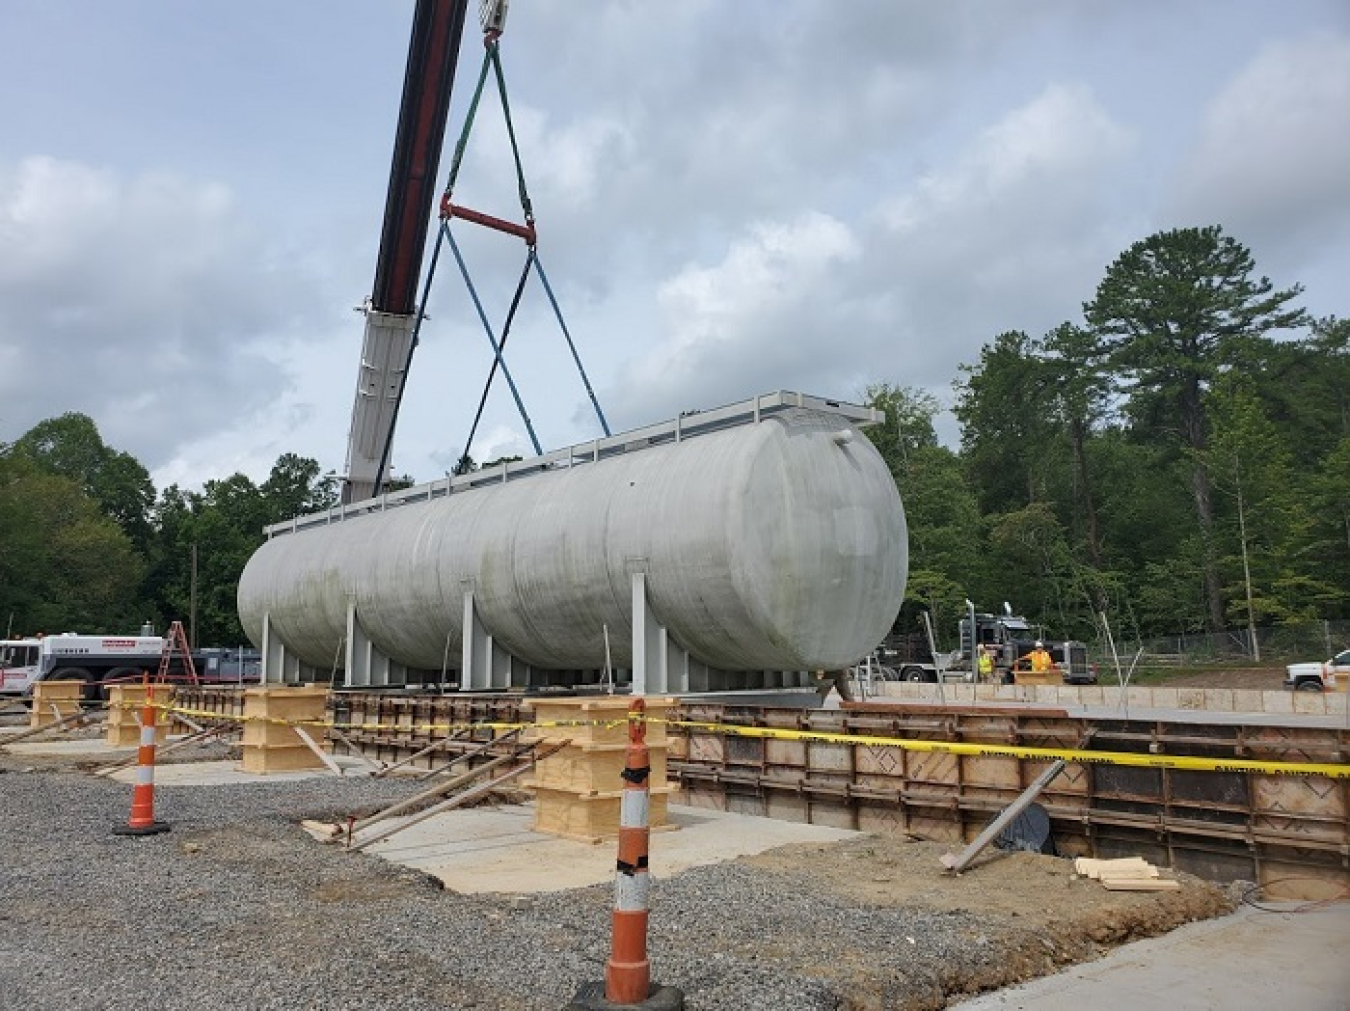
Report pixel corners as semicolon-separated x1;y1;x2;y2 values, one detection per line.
3;738;134;756
346;802;860;894
106;758;364;786
950;901;1350;1011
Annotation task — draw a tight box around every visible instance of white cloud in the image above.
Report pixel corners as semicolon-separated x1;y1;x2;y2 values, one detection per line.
602;212;860;421
1166;30;1350;256
0;157;321;470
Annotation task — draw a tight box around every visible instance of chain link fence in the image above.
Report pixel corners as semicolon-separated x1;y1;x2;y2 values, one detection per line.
1100;620;1350;665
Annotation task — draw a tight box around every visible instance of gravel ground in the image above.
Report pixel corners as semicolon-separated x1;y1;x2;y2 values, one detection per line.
0;725;1232;1011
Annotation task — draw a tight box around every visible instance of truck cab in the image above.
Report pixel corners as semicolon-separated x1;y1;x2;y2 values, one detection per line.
0;639;42;696
1285;650;1350;692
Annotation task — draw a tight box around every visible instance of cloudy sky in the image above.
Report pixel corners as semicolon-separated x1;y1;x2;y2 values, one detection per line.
2;1;1348;492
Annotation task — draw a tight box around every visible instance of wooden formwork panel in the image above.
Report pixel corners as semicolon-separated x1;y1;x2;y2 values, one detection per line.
530;744;668;795
29;682;83;726
106;686;173;746
1017;715;1084;749
856;799;905;836
1245;725;1347;764
678;784;724;811
906;804;963;844
239;743;326;774
532;786;671;843
955;715;1018;745
765;737;807;769
1258;846;1350;901
805;710;848;735
725;789;766;818
1253;775;1347;845
904;749;960;788
765;791;810;824
724;734;766;768
585;702;1347;895
809;800;857;831
855;744;905;781
686;732;725;764
961;754;1021;791
807;741;854;775
958;754;1021;813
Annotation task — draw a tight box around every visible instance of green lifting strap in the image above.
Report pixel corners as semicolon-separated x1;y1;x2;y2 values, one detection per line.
444;45;494;198
443;39;532;224
488;41;533;224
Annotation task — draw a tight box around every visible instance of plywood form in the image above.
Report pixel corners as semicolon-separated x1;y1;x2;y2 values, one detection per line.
528;743;668;794
526;697;675;839
240;744;331;774
105;685;173;746
240;686;329;774
668;701;1349;894
530;784;673;843
29;681;84;727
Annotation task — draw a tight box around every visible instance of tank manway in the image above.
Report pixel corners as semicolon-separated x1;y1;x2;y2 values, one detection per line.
237;391;908;688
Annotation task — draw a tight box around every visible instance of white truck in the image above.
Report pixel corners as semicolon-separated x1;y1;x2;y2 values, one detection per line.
0;633;258;699
0;634;175;698
1284;649;1350;692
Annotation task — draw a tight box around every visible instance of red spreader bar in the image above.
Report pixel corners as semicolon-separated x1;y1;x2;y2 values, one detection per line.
440;194;536;245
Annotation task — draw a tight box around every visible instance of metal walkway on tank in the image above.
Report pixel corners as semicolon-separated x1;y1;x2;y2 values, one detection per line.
267;391;884;536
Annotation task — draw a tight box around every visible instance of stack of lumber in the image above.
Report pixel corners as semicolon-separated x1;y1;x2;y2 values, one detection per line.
1074;856;1181;891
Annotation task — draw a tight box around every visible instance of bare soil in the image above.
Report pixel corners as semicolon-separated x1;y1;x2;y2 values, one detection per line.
744;834;1234;1009
1141;666;1286;690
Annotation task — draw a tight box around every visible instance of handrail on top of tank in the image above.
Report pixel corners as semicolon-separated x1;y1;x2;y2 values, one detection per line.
270;391;884;538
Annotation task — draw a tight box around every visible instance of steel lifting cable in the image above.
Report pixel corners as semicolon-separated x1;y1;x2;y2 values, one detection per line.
459;247;536;466
442;221;542;456
431;31;610;465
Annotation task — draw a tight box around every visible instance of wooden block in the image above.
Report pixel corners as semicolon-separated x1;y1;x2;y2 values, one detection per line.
1101;878;1180;891
1074;856;1155;879
239;743;327;774
531;785;673;842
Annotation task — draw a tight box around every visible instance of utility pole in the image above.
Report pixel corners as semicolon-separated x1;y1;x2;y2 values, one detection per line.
189;542;198;649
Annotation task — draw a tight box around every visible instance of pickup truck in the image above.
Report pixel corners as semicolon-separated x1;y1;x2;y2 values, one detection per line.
1284;649;1350;691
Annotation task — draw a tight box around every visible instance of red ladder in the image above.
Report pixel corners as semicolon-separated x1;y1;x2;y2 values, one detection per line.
156;621;199;685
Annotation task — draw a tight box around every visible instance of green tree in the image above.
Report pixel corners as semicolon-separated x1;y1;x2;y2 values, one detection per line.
260;453;338;519
12;413;155;553
148;454;335;646
0;450;144;634
1041;321;1110;569
953;331;1061;514
864;384;986;634
1084;225;1306;629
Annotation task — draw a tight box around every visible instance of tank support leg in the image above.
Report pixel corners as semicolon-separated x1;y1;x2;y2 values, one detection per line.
344;602;409;688
631;573;695;696
261;612;302;684
461;588;523;690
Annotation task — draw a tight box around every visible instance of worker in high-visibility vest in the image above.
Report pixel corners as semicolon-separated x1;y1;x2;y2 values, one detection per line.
977;645;994;681
1029;641;1053;674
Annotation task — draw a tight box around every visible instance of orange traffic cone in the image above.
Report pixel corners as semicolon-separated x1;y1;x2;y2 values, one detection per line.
113;679;170;837
568;697;684;1010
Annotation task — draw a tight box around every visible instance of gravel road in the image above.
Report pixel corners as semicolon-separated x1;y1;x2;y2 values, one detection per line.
0;734;1231;1011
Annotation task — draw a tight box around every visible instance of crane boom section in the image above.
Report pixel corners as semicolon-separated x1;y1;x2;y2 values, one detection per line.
372;0;469;315
342;0;470;505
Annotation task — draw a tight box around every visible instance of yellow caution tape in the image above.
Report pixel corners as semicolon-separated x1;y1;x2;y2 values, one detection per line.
143;702;1349;779
665;719;1350;778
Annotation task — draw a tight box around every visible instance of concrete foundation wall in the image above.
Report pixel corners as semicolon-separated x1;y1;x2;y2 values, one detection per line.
870;681;1350;717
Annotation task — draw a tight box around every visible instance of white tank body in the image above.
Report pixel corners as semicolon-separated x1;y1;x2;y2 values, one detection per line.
237;407;907;673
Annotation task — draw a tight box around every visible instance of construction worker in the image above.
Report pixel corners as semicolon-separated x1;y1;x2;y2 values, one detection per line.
977;645;994;681
1029;640;1053;674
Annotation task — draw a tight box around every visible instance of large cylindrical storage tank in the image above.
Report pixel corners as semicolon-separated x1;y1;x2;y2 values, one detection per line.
237;407;907;674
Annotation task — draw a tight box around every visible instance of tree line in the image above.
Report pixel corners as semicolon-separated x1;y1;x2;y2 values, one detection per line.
870;224;1348;648
0;415;337;646
1;223;1344;653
